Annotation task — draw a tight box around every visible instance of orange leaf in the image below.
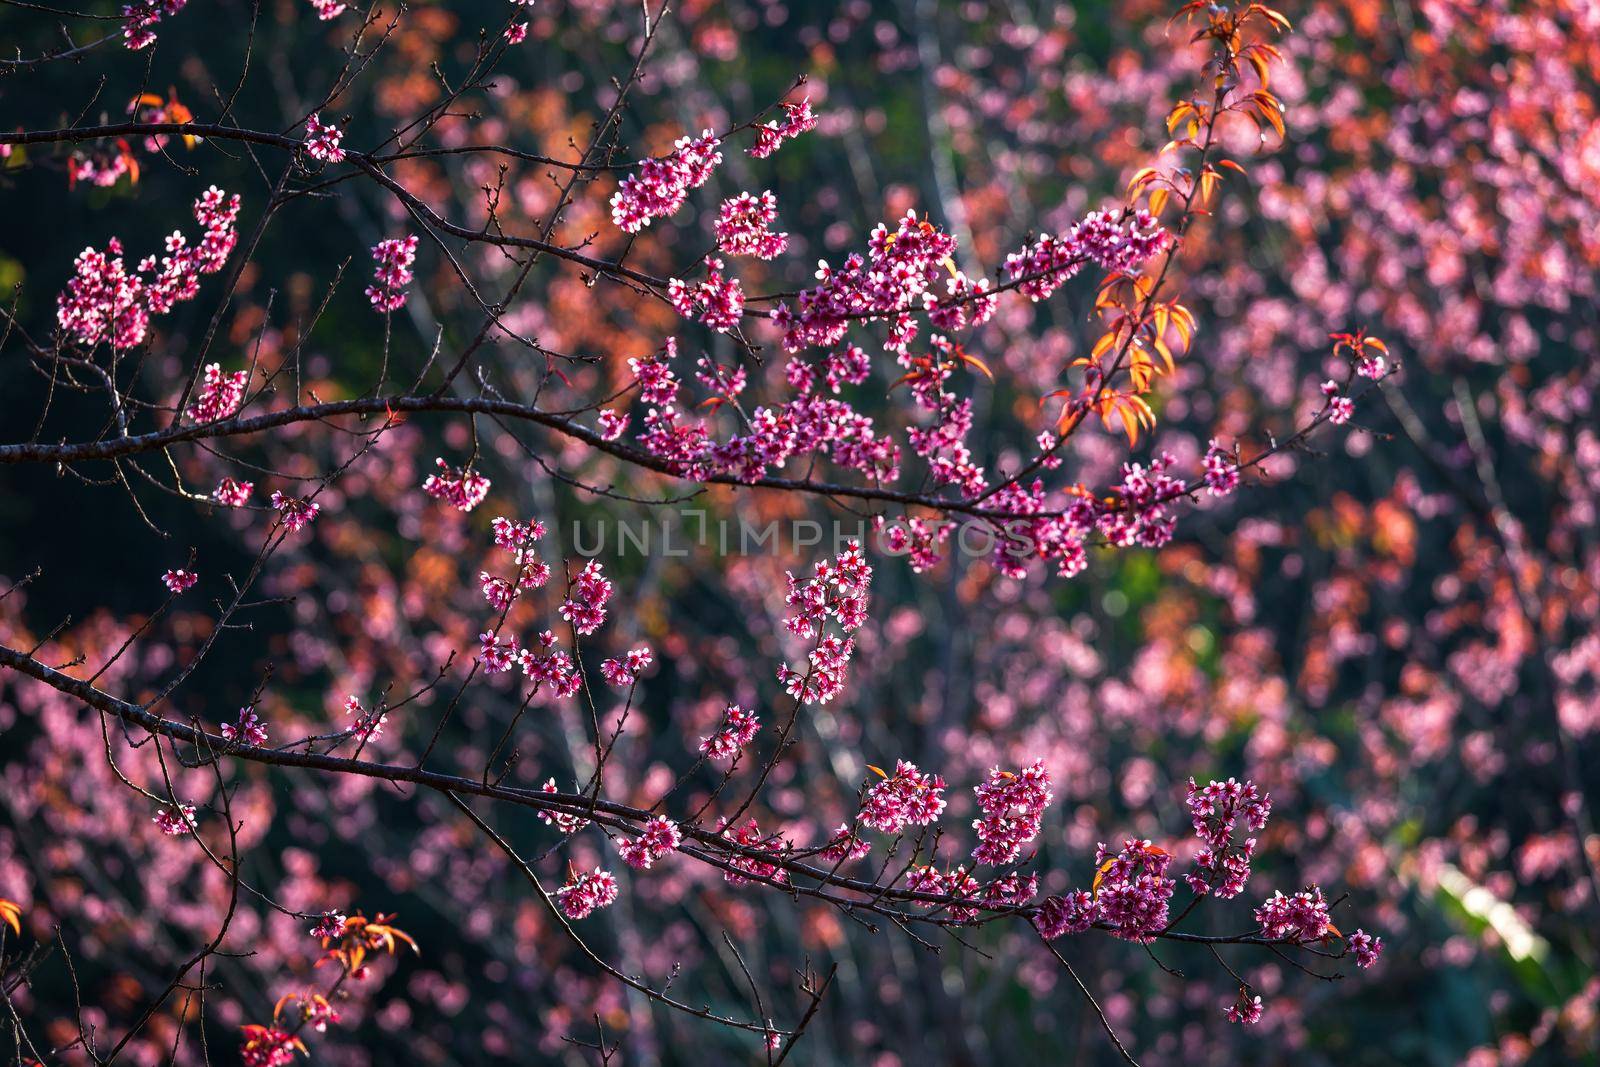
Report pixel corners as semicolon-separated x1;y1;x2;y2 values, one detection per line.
960;352;995;381
1091;857;1117;896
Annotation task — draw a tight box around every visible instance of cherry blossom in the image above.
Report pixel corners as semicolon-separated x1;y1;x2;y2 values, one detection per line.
859;760;947;834
365;235;418;312
698;703;760;760
599;647;653;686
153;803;197;836
666;257;745;333
56;188;239;350
614;816;681;870
270;491;321;533
556;867;619;919
714;191;788;259
187;364;248;423
213;478;254;507
221;708;268;747
749;98;817;159
161;569;198;593
303;114;345;163
609;131;722;233
122;0;186;50
1255;886;1333;943
558;559;613;636
422;458;491;512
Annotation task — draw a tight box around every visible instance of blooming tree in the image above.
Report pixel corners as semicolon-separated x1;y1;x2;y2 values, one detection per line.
12;0;1586;1062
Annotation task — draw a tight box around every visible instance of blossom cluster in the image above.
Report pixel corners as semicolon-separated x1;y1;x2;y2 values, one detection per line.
596;408;629;440
303;114;346;163
1254;886;1331;942
187;363;248;423
609;131;722;233
122;0;187;49
161;569;198;593
308;913;347;940
1101;453;1190;548
698;703;760;760
57;187;240;350
1091;838;1178;942
422;458;491;512
666;257;745;333
627;337;898;486
558;559;613;636
1322;379;1354;424
479;516;552;607
537;780;590;835
749;97;817;159
776;542;872;705
971;760;1053;865
343;695;387;743
66;145;134;189
365;235;418;312
600;647;653;686
717;818;789;886
514;630;580;694
1203;438;1241;496
1001;209;1168;301
1226;990;1264;1026
1033;890;1098;939
556;868;619;920
1184;777;1270;899
1348;928;1384;969
221;707;268;747
238;1025;301;1067
771;210;963;354
270;491;321;533
615;817;681;870
714;191;788;259
213;477;254;507
820;824;872;864
153;803;197;836
474;518;584;695
491;515;548;565
859;760;948;834
1039;838;1179;944
905;864;982;922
